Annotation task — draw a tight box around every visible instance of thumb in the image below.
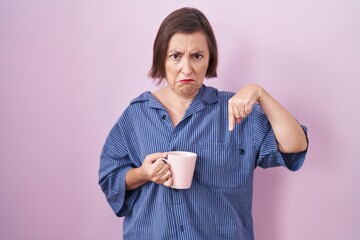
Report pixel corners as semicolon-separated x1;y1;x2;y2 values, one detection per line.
228;102;235;131
144;152;168;165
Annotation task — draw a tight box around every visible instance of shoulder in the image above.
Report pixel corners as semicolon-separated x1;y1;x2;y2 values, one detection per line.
202;85;235;104
115;91;152;124
122;91;153;113
129;91;152;105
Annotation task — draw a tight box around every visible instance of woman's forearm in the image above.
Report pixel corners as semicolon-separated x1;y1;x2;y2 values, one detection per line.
125;167;149;191
258;87;308;153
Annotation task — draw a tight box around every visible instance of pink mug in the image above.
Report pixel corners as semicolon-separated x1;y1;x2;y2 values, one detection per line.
160;151;197;189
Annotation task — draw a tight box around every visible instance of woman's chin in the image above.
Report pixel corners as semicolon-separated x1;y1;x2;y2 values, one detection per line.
177;85;200;97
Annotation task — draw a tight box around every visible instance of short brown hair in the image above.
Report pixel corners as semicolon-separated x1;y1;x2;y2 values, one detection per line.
148;7;218;85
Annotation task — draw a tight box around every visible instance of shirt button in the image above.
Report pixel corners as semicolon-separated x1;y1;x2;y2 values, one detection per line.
239;149;245;155
179;225;184;232
161;115;167;120
174;189;180;192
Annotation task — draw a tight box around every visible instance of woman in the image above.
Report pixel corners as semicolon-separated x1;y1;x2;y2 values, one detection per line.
99;7;308;240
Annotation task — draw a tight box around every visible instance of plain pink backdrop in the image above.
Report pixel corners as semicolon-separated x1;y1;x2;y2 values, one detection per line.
1;1;359;239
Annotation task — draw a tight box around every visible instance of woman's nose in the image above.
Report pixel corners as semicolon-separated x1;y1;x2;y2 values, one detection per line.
181;57;193;75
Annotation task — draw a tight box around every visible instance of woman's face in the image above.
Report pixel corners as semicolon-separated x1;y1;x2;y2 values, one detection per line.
164;31;209;97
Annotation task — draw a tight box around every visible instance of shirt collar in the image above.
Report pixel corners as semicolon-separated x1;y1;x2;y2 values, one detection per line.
130;91;162;108
130;84;219;108
201;85;218;104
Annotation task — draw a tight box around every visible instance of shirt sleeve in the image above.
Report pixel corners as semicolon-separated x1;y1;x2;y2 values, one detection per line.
98;121;140;217
252;104;308;171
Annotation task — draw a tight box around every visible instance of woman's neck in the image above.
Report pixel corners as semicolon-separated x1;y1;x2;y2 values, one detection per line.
152;86;199;126
155;86;197;107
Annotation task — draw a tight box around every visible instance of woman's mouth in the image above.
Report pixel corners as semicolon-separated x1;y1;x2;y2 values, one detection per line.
179;79;195;83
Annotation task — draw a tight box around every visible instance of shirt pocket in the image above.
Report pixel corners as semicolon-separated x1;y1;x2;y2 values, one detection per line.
194;142;250;189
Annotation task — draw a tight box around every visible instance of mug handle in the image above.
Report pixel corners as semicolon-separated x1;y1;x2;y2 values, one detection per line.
157;158;168;164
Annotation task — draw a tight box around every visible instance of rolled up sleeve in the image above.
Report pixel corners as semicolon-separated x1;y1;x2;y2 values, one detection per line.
98;122;140;217
253;104;308;171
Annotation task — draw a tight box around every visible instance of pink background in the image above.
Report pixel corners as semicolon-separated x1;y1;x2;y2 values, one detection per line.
1;1;359;239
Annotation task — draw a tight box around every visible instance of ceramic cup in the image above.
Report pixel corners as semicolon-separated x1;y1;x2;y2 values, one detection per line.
159;151;197;189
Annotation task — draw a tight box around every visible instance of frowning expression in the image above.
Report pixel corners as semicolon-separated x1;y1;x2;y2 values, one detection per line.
165;32;210;97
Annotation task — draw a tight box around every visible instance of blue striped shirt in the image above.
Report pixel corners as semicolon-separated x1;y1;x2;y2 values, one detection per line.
99;85;307;240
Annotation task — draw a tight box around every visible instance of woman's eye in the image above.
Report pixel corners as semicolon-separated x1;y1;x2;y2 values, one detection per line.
193;54;203;60
170;54;179;60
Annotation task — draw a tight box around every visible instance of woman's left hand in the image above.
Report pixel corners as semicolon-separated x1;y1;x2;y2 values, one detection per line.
228;83;308;152
228;84;263;131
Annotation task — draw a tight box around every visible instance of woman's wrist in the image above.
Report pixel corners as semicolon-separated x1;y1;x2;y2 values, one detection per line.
126;167;149;190
256;84;265;105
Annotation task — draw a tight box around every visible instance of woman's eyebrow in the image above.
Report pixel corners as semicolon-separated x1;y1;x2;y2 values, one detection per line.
190;50;206;54
168;49;206;54
168;49;184;54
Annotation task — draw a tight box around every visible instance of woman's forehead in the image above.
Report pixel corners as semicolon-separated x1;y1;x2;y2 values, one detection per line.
167;32;209;52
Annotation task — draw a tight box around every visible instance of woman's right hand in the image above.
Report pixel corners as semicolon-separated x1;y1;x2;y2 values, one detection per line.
140;152;173;185
126;152;173;190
